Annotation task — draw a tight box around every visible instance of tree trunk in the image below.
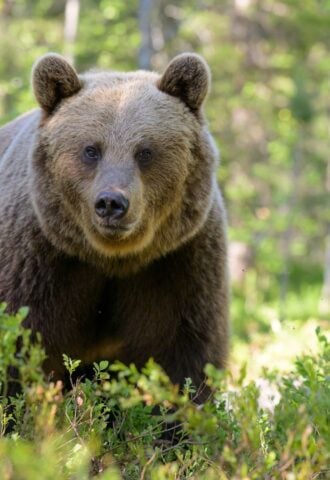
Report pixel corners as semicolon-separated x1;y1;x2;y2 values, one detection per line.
63;0;80;65
279;127;301;321
1;0;15;17
138;0;180;70
320;155;330;315
138;0;154;70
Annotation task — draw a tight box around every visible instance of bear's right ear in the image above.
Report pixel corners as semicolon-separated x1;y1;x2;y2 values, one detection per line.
32;53;81;114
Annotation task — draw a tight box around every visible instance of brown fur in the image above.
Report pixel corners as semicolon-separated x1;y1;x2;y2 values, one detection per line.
0;53;229;396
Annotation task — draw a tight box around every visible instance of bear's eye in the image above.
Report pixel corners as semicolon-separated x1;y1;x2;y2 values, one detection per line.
83;145;101;163
135;148;153;169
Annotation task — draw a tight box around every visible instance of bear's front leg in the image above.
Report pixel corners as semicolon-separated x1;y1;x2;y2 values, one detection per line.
0;249;107;379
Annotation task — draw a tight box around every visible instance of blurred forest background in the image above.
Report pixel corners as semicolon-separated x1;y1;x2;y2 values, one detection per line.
0;0;329;372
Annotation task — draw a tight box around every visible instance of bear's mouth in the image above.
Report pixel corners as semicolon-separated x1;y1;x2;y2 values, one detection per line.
83;215;155;257
98;223;129;235
100;223;130;232
93;219;136;240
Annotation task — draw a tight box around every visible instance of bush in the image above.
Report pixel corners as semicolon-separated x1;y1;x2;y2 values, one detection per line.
0;304;329;479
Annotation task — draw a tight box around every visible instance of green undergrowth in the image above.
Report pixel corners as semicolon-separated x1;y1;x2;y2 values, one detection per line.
0;303;329;480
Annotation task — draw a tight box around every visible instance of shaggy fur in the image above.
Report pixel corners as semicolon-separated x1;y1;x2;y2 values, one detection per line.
0;53;229;397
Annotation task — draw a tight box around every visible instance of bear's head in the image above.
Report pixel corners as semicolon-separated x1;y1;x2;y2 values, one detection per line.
30;53;219;273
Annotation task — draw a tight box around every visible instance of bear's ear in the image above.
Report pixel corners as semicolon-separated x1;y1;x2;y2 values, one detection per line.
157;53;211;112
32;53;81;114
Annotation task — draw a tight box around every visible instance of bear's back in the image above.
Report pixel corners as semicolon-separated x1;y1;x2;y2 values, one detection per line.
0;110;40;161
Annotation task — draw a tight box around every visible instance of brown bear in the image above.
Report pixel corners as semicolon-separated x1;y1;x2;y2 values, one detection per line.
0;53;229;397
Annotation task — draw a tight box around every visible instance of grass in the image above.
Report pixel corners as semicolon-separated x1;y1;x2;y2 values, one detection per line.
0;289;329;479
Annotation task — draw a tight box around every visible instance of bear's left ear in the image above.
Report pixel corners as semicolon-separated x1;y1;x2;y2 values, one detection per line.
157;53;211;112
32;53;81;114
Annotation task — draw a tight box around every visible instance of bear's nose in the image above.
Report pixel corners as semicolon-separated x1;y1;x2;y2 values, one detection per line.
94;191;129;220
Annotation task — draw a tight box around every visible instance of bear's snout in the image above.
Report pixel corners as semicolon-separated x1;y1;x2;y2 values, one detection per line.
94;191;129;221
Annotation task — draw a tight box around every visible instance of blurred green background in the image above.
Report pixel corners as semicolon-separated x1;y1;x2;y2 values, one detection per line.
0;0;329;372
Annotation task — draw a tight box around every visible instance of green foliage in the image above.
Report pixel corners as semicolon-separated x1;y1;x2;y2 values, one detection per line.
231;263;325;343
0;305;329;479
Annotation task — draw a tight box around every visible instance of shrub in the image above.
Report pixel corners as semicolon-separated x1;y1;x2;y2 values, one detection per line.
0;304;329;479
